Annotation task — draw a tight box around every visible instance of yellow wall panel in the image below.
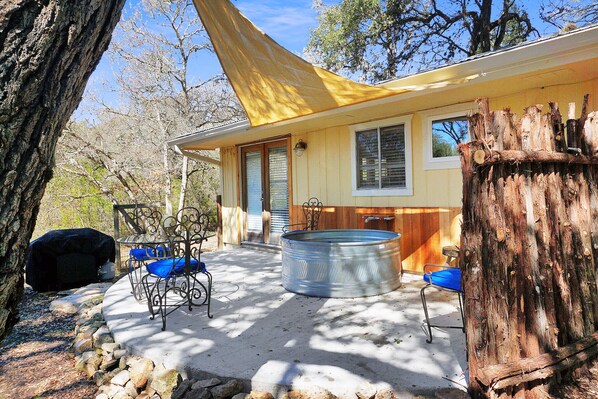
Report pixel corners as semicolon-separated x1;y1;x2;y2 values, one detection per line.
219;78;595;249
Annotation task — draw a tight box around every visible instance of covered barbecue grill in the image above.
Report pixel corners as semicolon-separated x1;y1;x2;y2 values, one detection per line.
26;228;116;292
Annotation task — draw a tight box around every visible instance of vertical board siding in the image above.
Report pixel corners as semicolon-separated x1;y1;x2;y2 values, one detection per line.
290;205;460;272
221;146;240;244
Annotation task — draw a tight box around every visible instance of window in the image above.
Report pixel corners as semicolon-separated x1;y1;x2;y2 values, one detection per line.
350;115;412;196
422;104;474;170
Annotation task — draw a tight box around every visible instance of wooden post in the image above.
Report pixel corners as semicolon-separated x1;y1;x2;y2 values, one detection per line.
113;205;122;275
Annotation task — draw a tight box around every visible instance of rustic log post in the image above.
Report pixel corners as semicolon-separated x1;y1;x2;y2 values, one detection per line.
549;102;566;152
462;98;598;398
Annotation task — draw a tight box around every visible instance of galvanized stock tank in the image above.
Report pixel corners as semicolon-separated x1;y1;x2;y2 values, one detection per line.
280;229;402;298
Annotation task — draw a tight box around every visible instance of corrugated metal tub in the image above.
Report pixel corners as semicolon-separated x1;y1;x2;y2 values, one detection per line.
280;229;402;298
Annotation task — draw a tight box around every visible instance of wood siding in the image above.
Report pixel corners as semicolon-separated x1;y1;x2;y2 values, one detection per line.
290;205;461;273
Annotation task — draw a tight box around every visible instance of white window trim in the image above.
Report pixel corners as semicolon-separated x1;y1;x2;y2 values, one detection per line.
422;103;476;170
350;115;413;197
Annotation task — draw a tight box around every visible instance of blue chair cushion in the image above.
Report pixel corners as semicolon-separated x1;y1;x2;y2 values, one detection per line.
146;257;206;278
423;268;462;292
130;246;169;261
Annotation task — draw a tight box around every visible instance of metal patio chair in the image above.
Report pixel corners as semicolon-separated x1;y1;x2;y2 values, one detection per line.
282;197;323;233
420;263;465;343
125;206;166;300
141;207;213;330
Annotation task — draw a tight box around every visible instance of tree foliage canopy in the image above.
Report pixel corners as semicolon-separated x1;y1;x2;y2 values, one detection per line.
307;0;597;82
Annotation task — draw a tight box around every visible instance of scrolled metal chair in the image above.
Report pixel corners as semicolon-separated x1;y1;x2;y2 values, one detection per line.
141;207;213;330
282;197;323;233
420;263;465;343
126;206;166;300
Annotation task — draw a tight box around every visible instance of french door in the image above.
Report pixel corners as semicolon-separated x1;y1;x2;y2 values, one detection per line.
241;140;290;244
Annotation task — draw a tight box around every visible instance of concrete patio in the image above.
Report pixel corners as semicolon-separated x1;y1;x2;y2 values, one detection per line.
103;248;467;398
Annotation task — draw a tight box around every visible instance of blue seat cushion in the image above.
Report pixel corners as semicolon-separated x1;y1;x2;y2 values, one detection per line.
423;268;462;292
130;246;169;261
146;257;206;278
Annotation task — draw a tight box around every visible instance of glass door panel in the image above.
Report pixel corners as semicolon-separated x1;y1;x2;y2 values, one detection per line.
267;145;289;244
242;147;263;242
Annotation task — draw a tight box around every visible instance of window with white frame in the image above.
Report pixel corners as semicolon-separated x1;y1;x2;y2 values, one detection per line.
422;104;474;170
350;115;412;196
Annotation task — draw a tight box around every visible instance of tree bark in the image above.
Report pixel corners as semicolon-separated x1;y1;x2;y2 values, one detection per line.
0;0;125;340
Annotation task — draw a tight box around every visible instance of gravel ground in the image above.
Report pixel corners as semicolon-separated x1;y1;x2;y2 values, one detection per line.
0;287;97;399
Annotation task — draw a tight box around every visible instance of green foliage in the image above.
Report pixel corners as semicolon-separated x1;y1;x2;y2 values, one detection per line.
307;0;595;82
432;133;458;158
33;168;114;238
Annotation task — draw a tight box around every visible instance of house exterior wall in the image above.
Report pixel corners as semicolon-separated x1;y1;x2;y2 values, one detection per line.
217;78;598;272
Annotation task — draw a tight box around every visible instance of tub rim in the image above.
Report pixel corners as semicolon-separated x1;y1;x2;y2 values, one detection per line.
280;229;401;248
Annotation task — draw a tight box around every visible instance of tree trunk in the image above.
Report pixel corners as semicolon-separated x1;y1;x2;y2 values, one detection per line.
178;155;189;213
0;0;125;340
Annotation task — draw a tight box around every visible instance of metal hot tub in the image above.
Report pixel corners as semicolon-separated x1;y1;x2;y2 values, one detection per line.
280;229;402;298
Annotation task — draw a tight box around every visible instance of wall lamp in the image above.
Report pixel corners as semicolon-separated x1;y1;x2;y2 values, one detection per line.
293;139;307;157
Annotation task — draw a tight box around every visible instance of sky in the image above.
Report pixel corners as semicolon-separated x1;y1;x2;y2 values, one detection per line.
78;0;566;122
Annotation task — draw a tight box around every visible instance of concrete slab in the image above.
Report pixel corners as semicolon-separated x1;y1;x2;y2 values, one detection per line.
103;249;467;398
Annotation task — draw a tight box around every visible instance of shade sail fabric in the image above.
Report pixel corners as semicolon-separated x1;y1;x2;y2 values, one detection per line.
192;0;404;127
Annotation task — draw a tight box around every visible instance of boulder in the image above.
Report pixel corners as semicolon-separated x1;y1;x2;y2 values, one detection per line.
93;370;108;386
101;342;121;353
232;393;249;399
171;379;195;399
373;389;395;399
50;283;111;315
84;353;103;377
73;337;93;354
111;370;132;386
210;379;244;399
75;351;96;371
125;380;140;398
96;394;109;399
130;358;155;388
356;383;377;399
113;392;134;399
192;378;222;390
150;368;182;399
185;387;212;399
113;349;127;360
249;391;274;399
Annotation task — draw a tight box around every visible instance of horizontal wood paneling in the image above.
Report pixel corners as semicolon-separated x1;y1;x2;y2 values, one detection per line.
290;205;461;273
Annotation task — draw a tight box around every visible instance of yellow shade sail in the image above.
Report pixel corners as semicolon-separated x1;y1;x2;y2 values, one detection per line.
192;0;404;127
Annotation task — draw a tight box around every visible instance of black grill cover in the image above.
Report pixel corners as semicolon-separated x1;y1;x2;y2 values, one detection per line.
26;228;116;292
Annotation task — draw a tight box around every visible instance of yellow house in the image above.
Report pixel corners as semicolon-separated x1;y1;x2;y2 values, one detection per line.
171;2;598;273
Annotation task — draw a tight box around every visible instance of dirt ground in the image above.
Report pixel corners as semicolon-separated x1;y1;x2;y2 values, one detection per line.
0;287;96;399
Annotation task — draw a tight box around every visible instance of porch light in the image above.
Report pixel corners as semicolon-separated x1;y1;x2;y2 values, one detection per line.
294;139;307;157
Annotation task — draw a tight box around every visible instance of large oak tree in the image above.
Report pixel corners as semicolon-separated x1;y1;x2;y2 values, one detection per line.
0;0;126;340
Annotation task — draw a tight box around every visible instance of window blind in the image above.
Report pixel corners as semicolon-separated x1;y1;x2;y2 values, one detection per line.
268;147;289;232
245;151;262;232
356;124;406;189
